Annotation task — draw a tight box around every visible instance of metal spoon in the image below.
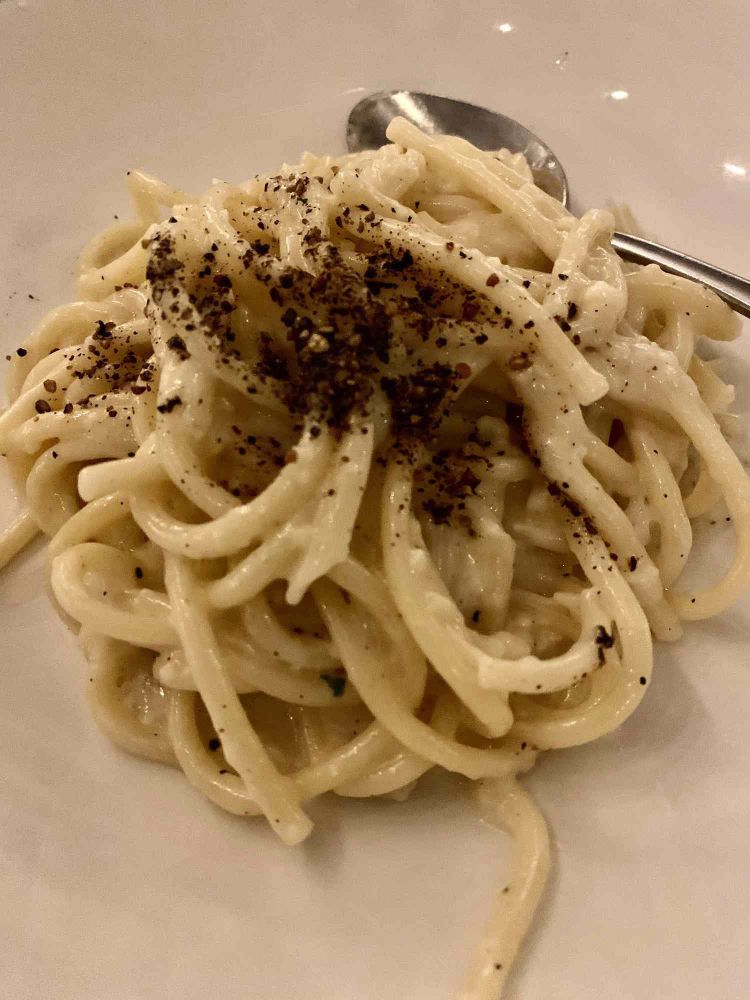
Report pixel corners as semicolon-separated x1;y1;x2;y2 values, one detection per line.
347;91;750;319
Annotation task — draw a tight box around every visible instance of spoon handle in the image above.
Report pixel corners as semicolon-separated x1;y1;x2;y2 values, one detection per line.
612;232;750;320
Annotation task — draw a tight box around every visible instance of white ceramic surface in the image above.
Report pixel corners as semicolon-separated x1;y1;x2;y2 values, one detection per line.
1;2;749;998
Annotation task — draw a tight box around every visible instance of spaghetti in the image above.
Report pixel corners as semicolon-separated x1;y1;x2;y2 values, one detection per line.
2;118;749;997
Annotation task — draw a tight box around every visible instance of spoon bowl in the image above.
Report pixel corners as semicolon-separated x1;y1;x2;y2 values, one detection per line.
347;90;569;205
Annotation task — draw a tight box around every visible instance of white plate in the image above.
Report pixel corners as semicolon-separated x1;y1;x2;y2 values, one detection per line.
1;2;749;998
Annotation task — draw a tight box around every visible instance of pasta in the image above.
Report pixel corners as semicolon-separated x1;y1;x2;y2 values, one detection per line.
2;117;749;998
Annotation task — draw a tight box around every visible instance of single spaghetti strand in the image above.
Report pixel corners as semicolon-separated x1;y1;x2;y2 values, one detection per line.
0;510;39;570
461;779;550;1000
